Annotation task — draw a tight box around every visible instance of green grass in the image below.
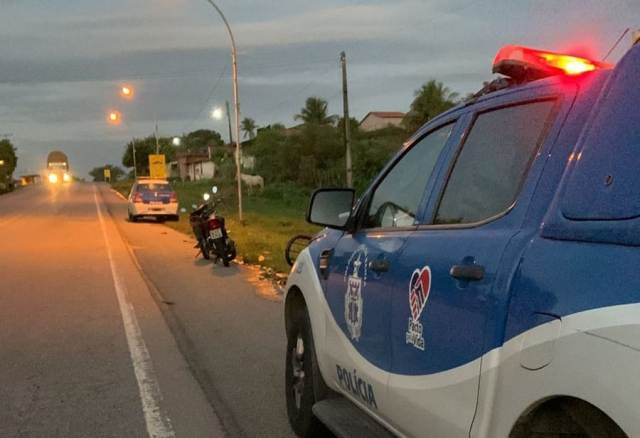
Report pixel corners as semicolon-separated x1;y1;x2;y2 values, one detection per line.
112;179;320;274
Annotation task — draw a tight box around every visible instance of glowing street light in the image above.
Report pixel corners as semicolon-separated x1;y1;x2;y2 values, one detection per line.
211;107;224;120
172;137;181;146
107;110;122;125
120;85;135;99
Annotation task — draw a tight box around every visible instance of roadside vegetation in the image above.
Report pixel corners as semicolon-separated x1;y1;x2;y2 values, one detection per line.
0;139;18;194
106;78;458;275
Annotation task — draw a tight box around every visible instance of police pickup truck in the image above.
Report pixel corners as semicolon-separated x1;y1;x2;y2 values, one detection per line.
284;42;640;438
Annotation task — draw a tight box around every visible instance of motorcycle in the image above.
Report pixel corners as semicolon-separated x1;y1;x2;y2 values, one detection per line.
189;186;236;266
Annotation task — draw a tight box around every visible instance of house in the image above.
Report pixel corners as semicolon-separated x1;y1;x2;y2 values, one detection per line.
359;111;405;132
172;152;216;182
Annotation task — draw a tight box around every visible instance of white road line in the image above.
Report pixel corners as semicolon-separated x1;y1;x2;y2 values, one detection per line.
111;188;128;201
93;187;175;438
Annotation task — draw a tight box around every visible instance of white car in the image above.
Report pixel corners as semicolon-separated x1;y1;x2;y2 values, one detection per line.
127;179;179;222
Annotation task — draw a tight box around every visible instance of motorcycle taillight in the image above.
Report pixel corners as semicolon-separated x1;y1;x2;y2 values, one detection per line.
208;217;222;229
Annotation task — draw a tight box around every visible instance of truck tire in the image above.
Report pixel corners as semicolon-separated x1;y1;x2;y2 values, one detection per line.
510;397;627;438
285;306;328;437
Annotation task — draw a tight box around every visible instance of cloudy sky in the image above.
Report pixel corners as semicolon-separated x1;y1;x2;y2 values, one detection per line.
1;0;638;177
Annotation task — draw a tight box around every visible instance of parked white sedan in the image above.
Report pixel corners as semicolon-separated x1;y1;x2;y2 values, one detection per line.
127;178;179;222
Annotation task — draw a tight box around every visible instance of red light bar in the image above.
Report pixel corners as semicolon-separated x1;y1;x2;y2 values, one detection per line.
493;45;612;81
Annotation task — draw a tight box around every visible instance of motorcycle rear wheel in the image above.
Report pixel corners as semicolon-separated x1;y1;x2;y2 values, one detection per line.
199;238;210;260
223;240;237;267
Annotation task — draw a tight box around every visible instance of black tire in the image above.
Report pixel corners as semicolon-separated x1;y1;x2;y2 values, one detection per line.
510;398;627;438
286;306;328;437
199;239;210;260
128;212;137;223
223;240;236;267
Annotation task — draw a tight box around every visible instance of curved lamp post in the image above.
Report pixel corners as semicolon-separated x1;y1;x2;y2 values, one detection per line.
204;0;243;222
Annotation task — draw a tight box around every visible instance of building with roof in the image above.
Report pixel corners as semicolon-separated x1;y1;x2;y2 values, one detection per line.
359;111;406;132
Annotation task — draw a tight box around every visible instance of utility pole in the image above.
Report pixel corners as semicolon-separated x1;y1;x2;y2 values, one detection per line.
341;51;353;188
132;140;138;179
154;120;160;154
226;100;234;145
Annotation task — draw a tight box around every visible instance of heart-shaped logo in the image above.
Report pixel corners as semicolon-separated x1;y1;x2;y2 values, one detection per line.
408;266;431;322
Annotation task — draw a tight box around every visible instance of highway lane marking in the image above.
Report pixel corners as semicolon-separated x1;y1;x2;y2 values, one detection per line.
111;188;128;201
94;187;175;438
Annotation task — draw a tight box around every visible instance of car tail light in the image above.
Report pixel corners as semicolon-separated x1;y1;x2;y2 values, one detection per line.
169;192;177;203
133;192;143;203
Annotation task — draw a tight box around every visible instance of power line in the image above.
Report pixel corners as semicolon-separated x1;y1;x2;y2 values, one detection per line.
178;64;228;135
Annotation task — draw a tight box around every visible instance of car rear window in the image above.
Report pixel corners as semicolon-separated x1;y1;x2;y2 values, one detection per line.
137;183;172;193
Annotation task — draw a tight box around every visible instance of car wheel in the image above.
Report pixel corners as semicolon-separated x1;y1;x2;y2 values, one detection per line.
129;212;137;222
286;306;327;437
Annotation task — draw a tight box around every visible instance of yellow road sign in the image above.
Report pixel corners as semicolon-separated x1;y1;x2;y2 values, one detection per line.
104;167;111;181
149;154;166;179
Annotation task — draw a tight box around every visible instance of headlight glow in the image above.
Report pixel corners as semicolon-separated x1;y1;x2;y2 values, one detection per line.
49;173;58;184
63;173;71;182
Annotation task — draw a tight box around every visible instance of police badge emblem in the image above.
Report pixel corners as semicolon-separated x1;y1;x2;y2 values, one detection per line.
344;245;368;341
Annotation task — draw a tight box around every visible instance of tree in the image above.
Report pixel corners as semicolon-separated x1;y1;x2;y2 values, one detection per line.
182;129;224;151
241;118;257;140
122;135;176;176
0;139;17;189
337;116;361;139
402;80;459;133
294;97;337;126
89;165;125;182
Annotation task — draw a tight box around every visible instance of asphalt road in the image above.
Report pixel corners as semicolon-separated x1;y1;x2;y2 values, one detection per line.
0;183;296;438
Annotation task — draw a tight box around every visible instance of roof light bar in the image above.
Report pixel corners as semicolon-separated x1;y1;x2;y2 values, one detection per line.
493;45;612;81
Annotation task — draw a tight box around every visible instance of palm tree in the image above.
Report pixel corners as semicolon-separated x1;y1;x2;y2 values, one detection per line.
402;80;459;133
295;97;337;125
241;117;257;140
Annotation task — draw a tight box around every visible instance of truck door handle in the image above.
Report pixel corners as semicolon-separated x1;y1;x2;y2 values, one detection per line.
369;259;390;273
450;264;484;281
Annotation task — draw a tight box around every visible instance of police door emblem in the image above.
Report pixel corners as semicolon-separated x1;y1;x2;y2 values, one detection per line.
344;246;368;342
406;265;432;350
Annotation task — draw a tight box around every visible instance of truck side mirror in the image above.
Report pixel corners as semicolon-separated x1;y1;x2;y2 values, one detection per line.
307;188;355;230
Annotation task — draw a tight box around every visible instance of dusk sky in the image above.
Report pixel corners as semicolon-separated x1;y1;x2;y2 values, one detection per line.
1;0;638;177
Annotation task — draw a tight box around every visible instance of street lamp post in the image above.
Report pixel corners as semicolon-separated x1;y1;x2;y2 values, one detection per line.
204;0;243;222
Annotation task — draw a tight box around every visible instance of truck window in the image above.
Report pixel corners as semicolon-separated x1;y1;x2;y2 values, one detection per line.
435;100;555;225
365;123;453;229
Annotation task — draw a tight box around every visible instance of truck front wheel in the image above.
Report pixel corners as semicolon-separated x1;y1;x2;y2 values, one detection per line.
285;306;327;437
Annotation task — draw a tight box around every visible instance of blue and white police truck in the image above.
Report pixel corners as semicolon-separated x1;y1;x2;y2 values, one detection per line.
284;42;640;438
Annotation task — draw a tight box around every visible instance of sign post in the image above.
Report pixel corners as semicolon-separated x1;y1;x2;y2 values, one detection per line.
149;154;167;179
